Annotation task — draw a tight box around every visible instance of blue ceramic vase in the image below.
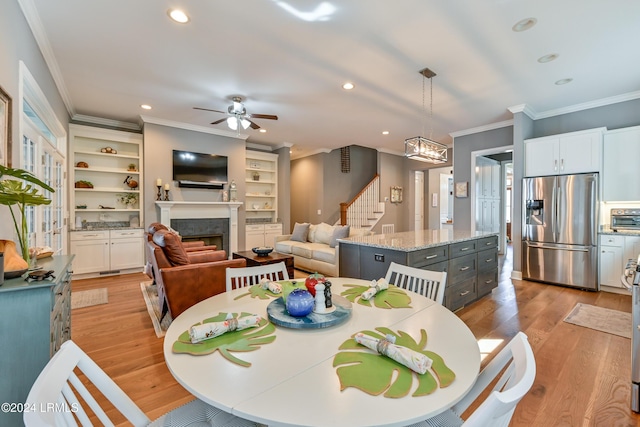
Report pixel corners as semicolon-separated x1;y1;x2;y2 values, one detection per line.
285;289;315;317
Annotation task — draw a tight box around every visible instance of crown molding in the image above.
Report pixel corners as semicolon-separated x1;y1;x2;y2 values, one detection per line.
18;0;75;118
507;104;537;119
246;142;274;151
376;147;405;157
449;119;514;139
535;90;640;119
140;115;248;140
72;114;140;131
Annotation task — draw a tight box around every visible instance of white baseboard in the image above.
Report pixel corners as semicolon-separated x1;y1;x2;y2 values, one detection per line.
511;270;522;280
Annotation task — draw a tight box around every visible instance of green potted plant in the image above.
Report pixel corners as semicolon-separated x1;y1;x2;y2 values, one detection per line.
0;165;54;262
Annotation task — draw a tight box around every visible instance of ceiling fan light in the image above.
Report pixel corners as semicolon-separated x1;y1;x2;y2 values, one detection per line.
240;118;251;129
226;117;238;130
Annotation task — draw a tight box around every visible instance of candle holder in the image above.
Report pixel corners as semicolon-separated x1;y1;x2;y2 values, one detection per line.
163;189;170;201
156;185;162;201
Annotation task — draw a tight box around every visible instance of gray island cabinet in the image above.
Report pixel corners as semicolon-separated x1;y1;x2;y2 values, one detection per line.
0;255;74;427
339;230;498;311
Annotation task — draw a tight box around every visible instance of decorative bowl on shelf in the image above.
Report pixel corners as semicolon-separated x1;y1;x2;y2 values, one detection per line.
252;246;274;256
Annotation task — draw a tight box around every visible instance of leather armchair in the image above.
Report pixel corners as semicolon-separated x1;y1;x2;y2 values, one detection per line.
146;237;246;319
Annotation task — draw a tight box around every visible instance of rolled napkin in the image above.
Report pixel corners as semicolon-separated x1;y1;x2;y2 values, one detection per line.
189;313;262;343
260;277;282;294
361;278;389;300
354;332;432;375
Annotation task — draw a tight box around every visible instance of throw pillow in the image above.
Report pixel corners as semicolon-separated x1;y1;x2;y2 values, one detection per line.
148;222;168;234
314;222;335;245
330;225;350;248
290;222;310;242
152;229;190;266
307;224;317;242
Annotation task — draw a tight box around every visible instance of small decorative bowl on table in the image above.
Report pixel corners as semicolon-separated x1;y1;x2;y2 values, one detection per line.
252;246;274;257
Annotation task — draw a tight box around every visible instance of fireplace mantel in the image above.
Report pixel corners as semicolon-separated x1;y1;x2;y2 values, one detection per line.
155;201;243;254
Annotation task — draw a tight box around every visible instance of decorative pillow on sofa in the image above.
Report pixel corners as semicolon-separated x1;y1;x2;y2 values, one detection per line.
148;222;168;234
314;222;335;245
152;229;190;266
330;225;350;248
291;222;310;242
307;224;317;242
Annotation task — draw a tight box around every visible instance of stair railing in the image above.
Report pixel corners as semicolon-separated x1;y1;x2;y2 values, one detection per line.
339;174;380;228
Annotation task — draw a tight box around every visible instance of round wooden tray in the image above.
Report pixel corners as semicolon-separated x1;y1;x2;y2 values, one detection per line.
267;295;352;329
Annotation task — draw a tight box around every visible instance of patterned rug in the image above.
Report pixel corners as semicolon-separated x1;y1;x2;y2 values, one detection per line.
140;281;172;338
71;288;108;309
564;303;631;339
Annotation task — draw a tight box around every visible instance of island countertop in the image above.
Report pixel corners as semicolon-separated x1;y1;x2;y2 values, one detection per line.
339;229;499;252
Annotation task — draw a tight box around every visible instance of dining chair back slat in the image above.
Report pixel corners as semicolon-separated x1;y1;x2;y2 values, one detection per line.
384;262;447;305
226;262;290;292
24;340;258;427
406;331;536;427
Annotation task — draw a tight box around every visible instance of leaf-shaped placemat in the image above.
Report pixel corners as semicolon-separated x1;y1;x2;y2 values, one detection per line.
332;327;455;398
172;312;276;367
340;284;412;309
234;280;304;300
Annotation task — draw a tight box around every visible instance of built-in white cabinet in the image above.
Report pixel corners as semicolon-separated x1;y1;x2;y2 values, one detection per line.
602;126;640;201
70;229;144;276
524;128;604;177
245;223;283;250
245;151;278;223
599;234;640;289
69;124;143;228
475;156;500;233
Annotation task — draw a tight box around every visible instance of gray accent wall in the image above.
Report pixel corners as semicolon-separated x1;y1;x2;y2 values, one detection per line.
0;0;69;241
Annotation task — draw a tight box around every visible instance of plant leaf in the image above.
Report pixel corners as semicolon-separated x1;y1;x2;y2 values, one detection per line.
172;312;276;367
333;327;455;397
0;165;54;192
0;180;52;206
340;284;412;309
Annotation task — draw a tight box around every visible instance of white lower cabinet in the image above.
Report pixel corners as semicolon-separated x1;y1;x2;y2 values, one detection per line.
70;229;144;276
599;234;640;289
245;223;283;250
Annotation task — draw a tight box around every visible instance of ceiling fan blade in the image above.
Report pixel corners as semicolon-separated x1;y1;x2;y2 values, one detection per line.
248;113;278;120
194;107;227;114
247;120;261;130
210;118;227;125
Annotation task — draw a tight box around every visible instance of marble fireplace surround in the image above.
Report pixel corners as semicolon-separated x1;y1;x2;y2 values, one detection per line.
155;201;242;256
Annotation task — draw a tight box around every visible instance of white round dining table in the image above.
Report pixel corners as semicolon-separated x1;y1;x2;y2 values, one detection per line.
163;278;481;427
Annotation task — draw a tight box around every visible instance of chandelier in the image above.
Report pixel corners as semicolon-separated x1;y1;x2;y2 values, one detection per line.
404;68;448;164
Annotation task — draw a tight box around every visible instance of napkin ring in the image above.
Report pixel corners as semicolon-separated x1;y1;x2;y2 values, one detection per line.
227;317;239;332
376;337;392;356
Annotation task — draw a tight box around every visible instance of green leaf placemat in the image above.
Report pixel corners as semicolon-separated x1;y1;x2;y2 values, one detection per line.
332;327;455;398
234;280;305;300
340;284;412;309
172;312;276;367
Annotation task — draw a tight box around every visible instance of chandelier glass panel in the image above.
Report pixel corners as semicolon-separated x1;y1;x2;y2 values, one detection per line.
404;68;448;164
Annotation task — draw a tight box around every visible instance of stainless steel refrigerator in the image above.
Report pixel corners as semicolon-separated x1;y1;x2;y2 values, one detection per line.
522;173;599;290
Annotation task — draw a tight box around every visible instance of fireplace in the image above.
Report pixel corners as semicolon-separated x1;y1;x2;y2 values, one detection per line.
171;218;229;254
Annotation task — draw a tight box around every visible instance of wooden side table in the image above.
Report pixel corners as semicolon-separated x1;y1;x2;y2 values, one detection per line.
232;250;295;279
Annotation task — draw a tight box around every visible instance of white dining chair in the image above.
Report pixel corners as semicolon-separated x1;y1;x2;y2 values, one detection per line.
24;340;258;427
226;261;290;292
384;262;447;304
406;331;536;427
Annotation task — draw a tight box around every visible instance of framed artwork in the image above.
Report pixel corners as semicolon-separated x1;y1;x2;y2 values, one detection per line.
390;186;403;203
0;85;12;167
455;182;468;198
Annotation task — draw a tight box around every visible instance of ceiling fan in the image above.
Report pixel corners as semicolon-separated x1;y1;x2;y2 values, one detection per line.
194;96;278;131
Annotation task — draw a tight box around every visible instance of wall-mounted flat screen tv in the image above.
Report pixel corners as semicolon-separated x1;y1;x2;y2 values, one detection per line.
172;150;228;188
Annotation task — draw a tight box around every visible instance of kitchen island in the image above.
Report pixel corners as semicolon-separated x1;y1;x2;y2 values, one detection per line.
339;229;499;311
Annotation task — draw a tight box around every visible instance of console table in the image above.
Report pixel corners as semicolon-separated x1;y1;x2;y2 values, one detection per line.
0;255;74;427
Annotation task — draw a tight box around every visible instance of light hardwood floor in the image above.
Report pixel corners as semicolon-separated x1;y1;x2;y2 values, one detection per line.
71;249;640;426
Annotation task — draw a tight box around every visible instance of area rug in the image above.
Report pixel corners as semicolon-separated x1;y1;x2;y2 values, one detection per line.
563;303;631;339
71;288;108;309
140;281;172;338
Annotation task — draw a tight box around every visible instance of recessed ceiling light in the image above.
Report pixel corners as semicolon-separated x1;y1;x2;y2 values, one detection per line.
555;78;573;85
168;9;190;23
512;17;537;32
538;53;559;63
342;82;355;90
140;104;152;110
259;129;267;133
382;131;390;135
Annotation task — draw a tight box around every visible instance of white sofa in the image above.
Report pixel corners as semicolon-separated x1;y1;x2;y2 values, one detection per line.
274;222;372;277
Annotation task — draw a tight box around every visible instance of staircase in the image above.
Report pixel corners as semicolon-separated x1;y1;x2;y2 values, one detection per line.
339;174;385;232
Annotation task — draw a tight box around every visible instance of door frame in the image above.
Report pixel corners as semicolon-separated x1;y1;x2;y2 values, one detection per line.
470;145;513;254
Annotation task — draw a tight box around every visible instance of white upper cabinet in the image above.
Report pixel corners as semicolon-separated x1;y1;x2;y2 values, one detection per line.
602;126;640;201
524;128;604;177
